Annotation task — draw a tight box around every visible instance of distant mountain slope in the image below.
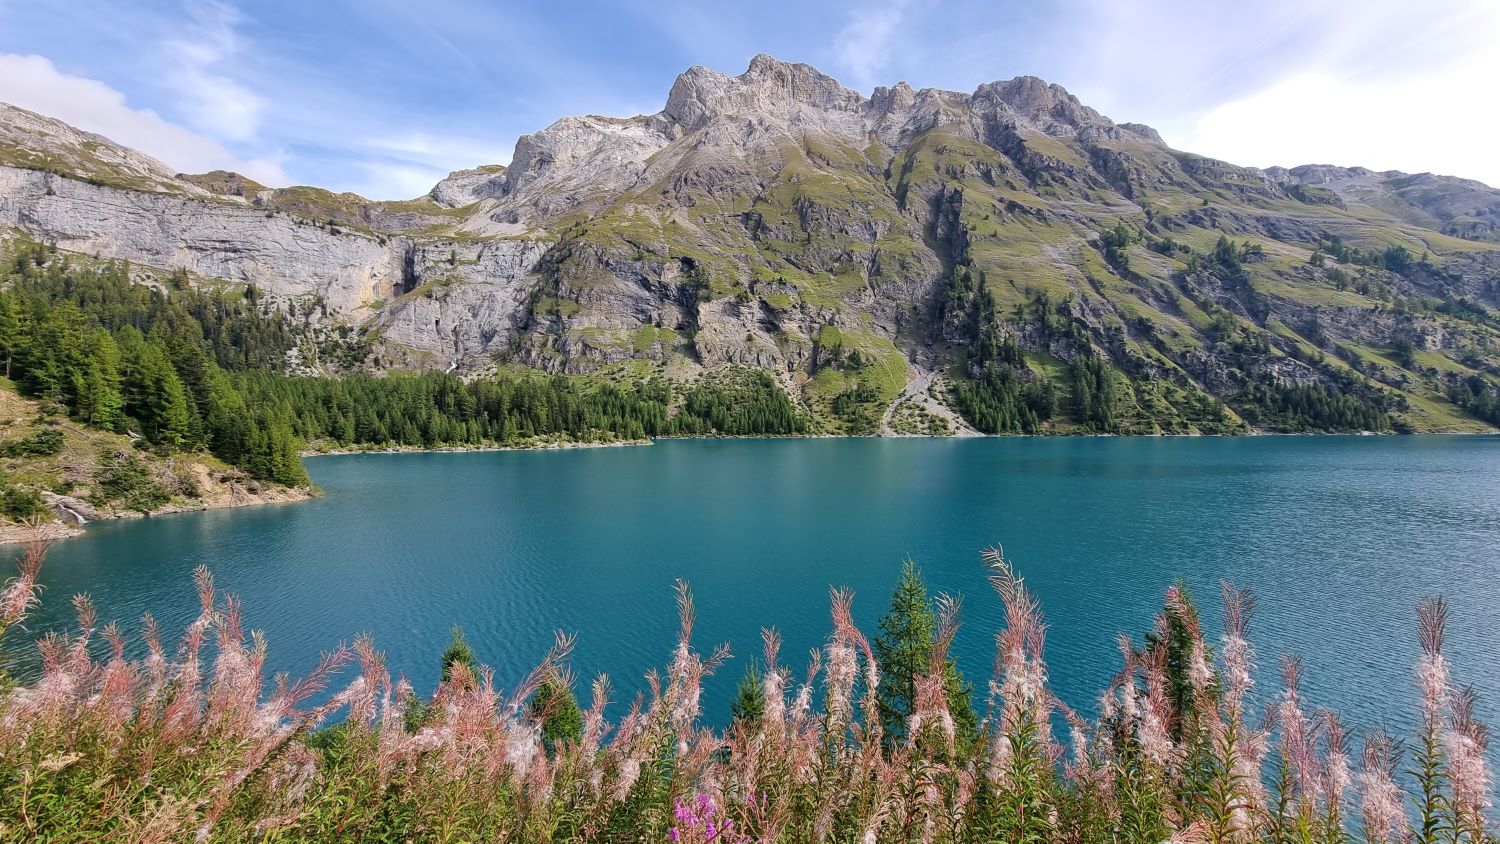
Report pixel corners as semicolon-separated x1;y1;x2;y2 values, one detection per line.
1;56;1498;434
1266;164;1500;242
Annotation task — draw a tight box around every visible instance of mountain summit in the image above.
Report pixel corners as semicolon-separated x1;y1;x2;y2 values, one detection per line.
1;56;1499;434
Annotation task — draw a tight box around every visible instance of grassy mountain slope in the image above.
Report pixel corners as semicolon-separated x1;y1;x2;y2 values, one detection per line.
511;89;1500;433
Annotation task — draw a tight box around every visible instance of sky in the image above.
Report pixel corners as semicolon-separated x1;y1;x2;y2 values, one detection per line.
0;0;1495;199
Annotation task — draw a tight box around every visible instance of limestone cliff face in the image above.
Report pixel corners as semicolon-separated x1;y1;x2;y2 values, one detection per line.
374;238;549;366
2;57;1499;432
0;166;402;311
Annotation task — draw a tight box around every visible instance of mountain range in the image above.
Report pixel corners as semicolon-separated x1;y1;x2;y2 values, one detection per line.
3;54;1499;434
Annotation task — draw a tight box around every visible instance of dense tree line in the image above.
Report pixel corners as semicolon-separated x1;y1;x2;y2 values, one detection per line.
0;245;808;489
1236;380;1390;432
948;365;1055;435
671;371;809;436
1449;374;1500;426
942;266;1056;434
229;367;806;450
944;268;1144;435
4;245;300;371
0;246;310;486
1066;355;1123;432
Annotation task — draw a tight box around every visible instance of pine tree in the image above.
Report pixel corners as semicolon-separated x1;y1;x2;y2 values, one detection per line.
77;361;125;432
264;418;309;487
873;560;978;750
730;659;765;729
440;626;479;685
128;340;197;451
204;369;251;465
530;675;583;752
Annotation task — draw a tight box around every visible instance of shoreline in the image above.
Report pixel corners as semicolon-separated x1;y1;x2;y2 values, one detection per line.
302;438;653;457
0;485;318;546
298;431;1494;458
11;429;1493;545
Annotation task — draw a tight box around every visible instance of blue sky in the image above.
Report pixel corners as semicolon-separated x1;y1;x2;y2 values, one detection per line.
1;0;1495;198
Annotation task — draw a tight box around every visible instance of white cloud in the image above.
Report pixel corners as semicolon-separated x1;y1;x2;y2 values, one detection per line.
335;133;514;199
0;53;289;185
1176;43;1500;186
367;133;512;168
352;163;453;201
162;1;265;141
833;0;916;90
1042;0;1500;187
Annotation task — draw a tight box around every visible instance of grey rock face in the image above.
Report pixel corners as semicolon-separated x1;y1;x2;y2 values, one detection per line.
661;54;866;133
0;166;403;311
375;239;548;364
0;102;207;195
429;165;508;207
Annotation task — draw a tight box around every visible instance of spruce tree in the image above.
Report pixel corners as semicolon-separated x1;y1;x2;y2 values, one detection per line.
440;626;479;685
530;675;583;752
128;339;196;451
873;560;978;750
730;659;765;729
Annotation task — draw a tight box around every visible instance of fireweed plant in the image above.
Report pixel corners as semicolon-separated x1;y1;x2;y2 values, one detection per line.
0;538;1492;842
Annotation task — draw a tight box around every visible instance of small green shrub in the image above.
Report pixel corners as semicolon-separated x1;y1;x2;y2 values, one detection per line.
91;453;170;512
0;427;64;458
0;485;48;521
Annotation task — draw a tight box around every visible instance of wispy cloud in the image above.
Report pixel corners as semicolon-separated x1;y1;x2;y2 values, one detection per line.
365;133;513;166
0;52;288;184
831;0;916;90
161;1;265;141
345;133;515;199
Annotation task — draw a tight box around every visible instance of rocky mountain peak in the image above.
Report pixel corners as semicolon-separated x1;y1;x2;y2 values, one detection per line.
1118;122;1164;144
968;76;1156;142
870;80;917;114
481;56;1187;224
661;54;867;133
177;170;268;200
429;164;507;207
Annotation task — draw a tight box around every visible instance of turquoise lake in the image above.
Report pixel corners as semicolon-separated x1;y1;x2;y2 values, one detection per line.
9;436;1500;739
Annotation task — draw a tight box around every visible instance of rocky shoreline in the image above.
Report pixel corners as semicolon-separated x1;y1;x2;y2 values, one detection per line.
303;438;652;457
0;484;317;545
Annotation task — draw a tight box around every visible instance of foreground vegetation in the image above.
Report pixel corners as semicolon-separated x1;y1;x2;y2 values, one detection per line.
0;540;1490;842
